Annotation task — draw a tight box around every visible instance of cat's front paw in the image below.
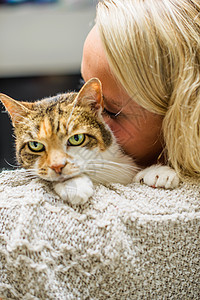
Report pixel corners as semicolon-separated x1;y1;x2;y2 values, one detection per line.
53;175;93;205
134;165;179;189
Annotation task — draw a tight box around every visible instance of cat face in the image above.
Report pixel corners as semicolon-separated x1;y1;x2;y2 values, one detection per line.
0;78;136;184
0;79;114;181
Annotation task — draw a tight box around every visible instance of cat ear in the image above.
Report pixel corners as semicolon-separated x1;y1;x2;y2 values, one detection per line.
76;78;104;112
0;93;33;126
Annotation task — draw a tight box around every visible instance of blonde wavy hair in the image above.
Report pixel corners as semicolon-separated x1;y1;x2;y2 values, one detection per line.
96;0;200;179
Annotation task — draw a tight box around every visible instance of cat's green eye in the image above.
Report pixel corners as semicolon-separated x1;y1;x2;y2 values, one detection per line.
28;141;45;152
68;134;85;146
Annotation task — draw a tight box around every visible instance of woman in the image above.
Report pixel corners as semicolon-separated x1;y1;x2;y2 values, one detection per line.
81;0;200;179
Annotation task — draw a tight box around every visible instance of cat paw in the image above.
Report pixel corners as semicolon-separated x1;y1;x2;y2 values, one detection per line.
53;175;94;205
134;165;179;189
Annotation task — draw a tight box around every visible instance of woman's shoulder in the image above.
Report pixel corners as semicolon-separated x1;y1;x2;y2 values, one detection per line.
0;169;199;298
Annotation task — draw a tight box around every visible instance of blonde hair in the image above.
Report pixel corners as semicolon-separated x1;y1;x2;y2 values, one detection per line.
96;0;200;179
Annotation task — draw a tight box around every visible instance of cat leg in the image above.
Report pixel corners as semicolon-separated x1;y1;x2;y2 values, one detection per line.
134;165;179;189
53;175;94;205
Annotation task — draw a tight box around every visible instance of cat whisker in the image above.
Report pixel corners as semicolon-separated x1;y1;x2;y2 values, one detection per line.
4;159;19;169
23;168;38;178
84;160;137;174
17;169;38;180
86;161;135;171
83;161;137;182
24;175;38;180
67;110;83;135
24;170;36;175
84;165;134;180
23;167;35;173
25;172;37;177
23;174;38;181
84;169;125;183
84;166;135;178
84;165;131;174
66;95;80;129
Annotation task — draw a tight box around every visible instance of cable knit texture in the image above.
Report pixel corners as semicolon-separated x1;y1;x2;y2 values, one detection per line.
0;169;199;299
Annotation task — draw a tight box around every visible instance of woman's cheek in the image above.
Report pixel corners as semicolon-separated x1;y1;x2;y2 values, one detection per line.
105;118;136;147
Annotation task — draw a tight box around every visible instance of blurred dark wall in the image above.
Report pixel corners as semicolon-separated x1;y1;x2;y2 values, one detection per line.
0;74;81;170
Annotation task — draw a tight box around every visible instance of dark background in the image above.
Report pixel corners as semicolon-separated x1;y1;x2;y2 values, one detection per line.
0;74;81;170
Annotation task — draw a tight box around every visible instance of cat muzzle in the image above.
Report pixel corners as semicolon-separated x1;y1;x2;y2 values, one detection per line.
50;163;66;175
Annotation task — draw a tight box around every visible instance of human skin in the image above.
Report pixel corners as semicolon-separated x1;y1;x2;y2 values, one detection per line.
81;25;164;167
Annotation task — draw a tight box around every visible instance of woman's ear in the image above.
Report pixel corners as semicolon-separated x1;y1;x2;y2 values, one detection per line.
76;78;104;113
0;93;33;126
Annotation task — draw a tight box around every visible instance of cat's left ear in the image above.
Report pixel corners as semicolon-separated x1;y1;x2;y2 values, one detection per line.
76;78;104;113
0;93;34;126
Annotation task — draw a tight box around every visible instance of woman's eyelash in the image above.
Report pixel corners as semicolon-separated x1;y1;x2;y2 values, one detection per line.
103;107;119;118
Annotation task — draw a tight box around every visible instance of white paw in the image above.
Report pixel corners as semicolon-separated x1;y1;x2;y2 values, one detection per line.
53;175;94;205
134;165;179;189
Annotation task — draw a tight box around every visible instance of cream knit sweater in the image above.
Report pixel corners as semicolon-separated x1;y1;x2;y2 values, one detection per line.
0;169;199;299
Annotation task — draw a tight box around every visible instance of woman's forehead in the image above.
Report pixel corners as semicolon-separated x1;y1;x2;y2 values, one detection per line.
81;26;111;80
81;25;141;112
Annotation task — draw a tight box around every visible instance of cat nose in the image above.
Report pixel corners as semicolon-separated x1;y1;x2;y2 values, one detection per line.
50;163;65;174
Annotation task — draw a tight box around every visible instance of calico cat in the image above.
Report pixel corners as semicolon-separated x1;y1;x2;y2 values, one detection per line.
0;78;179;205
